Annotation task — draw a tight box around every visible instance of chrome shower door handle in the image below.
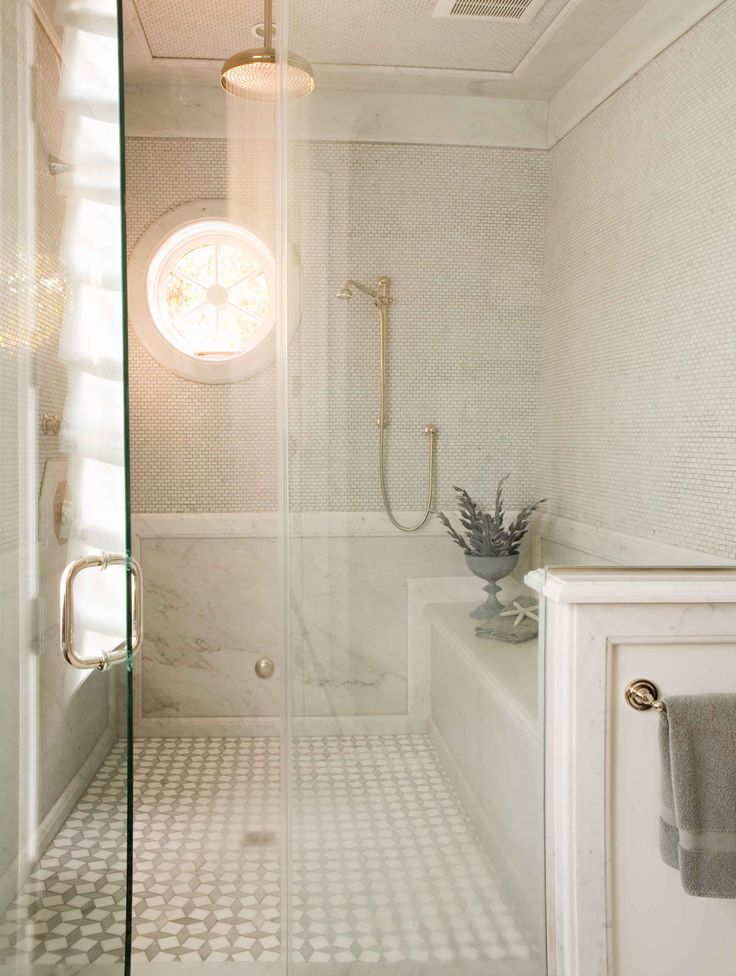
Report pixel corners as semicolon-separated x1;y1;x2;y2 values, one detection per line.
61;552;143;670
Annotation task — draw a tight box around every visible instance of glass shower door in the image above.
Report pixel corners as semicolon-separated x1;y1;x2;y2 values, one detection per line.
0;0;132;971
276;4;547;971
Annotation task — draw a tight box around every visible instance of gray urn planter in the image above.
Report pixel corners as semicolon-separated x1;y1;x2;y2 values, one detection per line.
465;553;519;620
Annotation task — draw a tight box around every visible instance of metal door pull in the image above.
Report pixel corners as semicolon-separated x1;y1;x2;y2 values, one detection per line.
61;551;143;670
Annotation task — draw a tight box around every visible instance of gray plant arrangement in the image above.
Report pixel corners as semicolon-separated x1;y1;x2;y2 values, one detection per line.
436;477;546;557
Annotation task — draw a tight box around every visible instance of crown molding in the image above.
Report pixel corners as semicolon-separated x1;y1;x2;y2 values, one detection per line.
123;0;725;150
124;83;548;148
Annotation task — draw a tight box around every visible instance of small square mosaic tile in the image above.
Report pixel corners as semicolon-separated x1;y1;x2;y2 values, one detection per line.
1;734;533;969
126;137;546;519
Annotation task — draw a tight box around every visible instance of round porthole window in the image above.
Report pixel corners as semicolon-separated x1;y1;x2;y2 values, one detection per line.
128;201;289;383
150;222;273;360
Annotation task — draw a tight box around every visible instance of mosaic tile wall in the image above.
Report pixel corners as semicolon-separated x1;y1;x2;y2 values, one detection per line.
287;141;547;514
0;19;68;552
126;138;548;514
539;0;736;559
125;135;280;514
0;13;113;917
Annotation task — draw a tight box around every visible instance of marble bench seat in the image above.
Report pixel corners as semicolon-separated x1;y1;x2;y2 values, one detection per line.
426;603;539;737
426;602;545;954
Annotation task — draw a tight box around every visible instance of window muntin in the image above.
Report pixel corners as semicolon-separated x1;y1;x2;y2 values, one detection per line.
146;220;275;362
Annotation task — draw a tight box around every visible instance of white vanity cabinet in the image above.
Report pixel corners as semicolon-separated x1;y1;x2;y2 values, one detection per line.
536;568;736;976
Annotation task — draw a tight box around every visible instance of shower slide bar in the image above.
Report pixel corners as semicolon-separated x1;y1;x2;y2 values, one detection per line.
61;552;143;670
336;275;437;533
625;678;667;713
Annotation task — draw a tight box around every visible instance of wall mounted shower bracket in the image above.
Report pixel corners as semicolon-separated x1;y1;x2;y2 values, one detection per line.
336;275;437;532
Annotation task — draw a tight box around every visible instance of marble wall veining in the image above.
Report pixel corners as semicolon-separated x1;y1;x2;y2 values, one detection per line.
135;519;471;730
289;532;468;719
141;536;281;719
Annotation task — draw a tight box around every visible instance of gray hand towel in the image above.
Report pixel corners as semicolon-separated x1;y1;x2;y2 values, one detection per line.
659;694;736;898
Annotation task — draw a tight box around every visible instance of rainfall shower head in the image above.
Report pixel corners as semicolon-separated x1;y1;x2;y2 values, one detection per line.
220;0;315;101
336;285;354;300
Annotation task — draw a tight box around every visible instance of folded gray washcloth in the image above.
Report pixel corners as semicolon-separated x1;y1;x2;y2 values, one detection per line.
659;694;736;897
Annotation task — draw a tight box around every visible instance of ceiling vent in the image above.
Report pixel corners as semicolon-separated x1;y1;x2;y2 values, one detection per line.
432;0;549;22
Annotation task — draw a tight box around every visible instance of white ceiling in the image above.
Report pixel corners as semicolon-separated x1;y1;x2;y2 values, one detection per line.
124;0;655;97
132;0;572;70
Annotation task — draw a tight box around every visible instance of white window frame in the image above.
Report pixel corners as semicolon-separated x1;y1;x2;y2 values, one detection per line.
128;200;290;383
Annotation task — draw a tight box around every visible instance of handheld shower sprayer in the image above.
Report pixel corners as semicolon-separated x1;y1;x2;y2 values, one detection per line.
336;275;437;533
335;279;388;304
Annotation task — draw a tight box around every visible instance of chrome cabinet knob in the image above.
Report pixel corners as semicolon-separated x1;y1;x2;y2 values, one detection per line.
255;657;275;679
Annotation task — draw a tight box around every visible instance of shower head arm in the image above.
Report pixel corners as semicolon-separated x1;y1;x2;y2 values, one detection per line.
338;277;392;306
263;0;273;49
346;280;377;300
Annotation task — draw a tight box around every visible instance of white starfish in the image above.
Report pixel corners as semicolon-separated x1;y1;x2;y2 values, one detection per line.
499;601;539;626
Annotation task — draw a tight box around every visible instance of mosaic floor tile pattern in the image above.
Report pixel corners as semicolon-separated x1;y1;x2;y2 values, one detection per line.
132;735;282;964
0;744;128;968
0;734;533;969
292;734;532;967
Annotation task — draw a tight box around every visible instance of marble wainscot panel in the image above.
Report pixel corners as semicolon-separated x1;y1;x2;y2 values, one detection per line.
289;533;467;726
531;512;736;570
133;513;475;735
139;536;281;725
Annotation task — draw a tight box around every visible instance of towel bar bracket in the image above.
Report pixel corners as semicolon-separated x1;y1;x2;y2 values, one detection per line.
625;678;666;713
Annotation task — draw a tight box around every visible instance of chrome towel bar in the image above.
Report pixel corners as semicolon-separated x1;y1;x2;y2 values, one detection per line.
625;678;666;713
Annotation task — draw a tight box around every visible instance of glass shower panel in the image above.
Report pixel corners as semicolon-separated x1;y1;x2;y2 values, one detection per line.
278;4;547;971
123;60;286;972
0;0;132;971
